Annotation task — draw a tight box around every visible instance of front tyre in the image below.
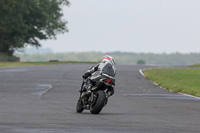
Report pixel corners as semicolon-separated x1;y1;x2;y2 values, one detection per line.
90;90;106;114
76;99;84;113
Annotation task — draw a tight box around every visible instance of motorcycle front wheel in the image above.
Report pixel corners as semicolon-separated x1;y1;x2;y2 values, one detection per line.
76;98;84;113
90;90;106;114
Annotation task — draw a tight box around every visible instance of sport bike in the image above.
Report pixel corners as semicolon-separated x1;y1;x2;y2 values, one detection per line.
76;73;115;114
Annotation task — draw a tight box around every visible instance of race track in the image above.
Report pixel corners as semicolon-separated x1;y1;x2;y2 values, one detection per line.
0;64;200;133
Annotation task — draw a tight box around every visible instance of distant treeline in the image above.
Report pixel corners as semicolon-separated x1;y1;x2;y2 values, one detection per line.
16;52;200;66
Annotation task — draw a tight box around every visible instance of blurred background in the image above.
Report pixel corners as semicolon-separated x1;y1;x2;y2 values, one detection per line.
1;0;200;65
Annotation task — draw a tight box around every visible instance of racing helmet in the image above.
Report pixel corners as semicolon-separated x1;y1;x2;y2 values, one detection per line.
102;55;116;65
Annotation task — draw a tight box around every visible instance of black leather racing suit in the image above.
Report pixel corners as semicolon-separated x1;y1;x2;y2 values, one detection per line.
82;62;116;96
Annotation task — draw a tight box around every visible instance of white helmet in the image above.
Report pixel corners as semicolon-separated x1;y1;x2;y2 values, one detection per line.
102;55;116;65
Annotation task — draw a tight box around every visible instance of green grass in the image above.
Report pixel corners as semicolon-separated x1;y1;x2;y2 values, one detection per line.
0;61;98;67
143;68;200;97
189;64;200;67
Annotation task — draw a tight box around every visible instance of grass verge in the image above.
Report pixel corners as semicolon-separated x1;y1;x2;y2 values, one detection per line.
0;61;98;68
143;68;200;97
189;64;200;67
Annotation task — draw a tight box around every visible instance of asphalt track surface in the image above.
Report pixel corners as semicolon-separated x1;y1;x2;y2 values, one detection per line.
0;64;200;133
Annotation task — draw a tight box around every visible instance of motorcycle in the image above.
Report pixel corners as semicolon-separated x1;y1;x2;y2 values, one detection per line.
76;73;115;114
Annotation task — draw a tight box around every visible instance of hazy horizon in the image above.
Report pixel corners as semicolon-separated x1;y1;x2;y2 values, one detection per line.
39;0;200;54
21;46;200;54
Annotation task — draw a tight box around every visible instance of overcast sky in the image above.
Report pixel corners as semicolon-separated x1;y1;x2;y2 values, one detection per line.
40;0;200;53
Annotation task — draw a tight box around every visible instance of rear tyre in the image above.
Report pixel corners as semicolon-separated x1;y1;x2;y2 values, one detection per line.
90;90;106;114
76;98;84;113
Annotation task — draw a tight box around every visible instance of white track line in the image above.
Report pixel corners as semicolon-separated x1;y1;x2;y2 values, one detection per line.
139;69;145;77
178;92;200;100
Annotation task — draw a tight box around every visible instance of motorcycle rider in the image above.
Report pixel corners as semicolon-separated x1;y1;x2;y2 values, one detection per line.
81;55;116;98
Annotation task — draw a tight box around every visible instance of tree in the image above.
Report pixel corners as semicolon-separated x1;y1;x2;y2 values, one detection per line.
0;0;69;56
137;59;146;65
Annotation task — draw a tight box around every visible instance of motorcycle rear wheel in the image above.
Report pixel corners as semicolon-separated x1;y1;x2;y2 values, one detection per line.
90;90;106;114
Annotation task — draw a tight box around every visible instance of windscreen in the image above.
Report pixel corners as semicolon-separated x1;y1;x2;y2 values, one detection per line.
102;63;115;77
